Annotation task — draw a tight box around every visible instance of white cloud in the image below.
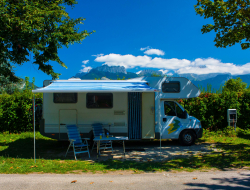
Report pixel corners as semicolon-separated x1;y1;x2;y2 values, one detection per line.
159;69;168;74
94;53;250;75
82;60;89;64
140;46;150;51
177;58;250;75
95;53;152;68
144;49;165;56
80;65;92;73
136;70;142;74
95;53;190;69
140;46;165;56
92;53;104;57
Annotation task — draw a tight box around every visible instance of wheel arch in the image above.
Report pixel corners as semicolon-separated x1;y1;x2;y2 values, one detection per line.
178;128;197;140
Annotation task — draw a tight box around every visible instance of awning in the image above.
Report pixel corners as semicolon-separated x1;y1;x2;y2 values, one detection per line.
32;80;159;93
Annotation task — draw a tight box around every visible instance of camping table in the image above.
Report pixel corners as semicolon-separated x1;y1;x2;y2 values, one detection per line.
93;136;128;159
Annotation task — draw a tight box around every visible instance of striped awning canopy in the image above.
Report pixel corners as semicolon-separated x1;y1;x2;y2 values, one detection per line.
32;80;159;93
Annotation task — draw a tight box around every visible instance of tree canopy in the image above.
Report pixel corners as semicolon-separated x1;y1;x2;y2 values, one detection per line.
0;0;93;81
195;0;250;50
0;60;19;85
223;77;248;93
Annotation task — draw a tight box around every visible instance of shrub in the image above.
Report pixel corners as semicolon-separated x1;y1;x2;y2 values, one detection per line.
178;91;249;130
0;77;42;133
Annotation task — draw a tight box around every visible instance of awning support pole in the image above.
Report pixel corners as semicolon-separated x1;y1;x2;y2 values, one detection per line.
33;95;36;163
160;129;162;160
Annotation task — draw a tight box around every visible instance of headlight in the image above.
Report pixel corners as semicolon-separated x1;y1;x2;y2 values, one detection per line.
196;122;202;128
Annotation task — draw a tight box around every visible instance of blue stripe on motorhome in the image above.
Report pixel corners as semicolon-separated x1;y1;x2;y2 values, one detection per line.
128;92;142;139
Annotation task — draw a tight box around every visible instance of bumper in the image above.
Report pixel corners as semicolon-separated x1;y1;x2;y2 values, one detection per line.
194;128;203;139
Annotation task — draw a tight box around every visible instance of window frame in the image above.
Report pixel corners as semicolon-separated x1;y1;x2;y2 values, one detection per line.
86;93;113;109
164;101;176;116
53;93;78;103
162;81;180;93
164;101;187;119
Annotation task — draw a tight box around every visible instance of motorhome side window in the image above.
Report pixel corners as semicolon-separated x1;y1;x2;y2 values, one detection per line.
164;101;186;119
164;101;176;116
53;93;77;103
87;93;113;108
162;82;180;93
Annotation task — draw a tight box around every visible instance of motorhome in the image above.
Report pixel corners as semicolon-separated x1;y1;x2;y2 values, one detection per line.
33;77;202;145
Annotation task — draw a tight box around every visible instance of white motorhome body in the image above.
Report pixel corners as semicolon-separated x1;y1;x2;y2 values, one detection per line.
33;77;202;145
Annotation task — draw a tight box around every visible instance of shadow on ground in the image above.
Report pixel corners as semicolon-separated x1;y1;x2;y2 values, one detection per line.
0;138;213;161
0;138;67;159
185;173;250;190
238;131;250;141
0;137;249;172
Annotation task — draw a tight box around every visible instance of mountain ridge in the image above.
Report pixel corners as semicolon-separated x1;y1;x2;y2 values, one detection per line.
74;65;250;90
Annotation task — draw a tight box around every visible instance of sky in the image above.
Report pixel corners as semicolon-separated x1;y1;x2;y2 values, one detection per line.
14;0;250;87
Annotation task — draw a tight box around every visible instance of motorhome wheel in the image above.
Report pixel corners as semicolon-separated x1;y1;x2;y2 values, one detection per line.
179;130;195;146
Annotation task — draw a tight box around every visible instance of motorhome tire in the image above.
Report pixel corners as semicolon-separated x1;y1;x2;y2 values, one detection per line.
179;130;195;146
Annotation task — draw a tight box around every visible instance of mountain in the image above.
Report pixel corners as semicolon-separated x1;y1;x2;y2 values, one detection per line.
95;64;127;74
74;65;250;90
192;74;250;91
80;70;137;80
192;74;232;91
138;70;163;77
175;73;221;81
0;77;39;94
75;65;137;80
137;70;222;82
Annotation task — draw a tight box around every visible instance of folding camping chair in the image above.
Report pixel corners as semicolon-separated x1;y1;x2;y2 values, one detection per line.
92;123;113;154
65;125;90;160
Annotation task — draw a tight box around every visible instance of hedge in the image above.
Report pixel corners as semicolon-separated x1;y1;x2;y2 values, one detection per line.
0;90;42;133
1;77;250;132
179;90;250;130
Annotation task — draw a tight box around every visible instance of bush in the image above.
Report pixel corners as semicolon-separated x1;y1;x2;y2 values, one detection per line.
178;90;250;131
0;77;42;133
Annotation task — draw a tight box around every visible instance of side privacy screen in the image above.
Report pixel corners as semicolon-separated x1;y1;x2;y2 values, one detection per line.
86;93;113;108
53;93;77;103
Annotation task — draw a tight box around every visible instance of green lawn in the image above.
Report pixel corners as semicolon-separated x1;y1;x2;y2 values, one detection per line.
0;128;249;174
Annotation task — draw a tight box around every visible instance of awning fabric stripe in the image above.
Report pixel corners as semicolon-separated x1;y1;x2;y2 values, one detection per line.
32;81;159;93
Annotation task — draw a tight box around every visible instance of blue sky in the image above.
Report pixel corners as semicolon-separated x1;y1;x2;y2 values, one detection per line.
14;0;250;87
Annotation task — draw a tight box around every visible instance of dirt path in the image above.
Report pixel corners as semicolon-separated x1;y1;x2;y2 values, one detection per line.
66;140;223;161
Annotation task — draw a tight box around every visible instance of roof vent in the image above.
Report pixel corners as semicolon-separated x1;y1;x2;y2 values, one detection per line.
68;78;81;80
101;77;110;80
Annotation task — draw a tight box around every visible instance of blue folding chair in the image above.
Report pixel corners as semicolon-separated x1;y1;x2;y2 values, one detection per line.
65;125;90;160
92;123;113;154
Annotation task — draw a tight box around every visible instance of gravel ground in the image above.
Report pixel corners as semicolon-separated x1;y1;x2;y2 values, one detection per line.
66;140;222;161
1;170;249;190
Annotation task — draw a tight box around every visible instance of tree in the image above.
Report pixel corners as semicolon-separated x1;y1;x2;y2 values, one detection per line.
195;0;250;50
151;73;162;77
0;0;93;81
0;60;20;85
223;77;247;93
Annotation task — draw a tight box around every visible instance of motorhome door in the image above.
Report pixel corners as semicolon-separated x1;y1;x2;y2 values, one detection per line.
141;92;155;139
59;109;77;140
160;101;189;139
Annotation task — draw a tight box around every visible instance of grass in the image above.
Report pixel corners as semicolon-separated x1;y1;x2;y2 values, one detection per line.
0;128;250;174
